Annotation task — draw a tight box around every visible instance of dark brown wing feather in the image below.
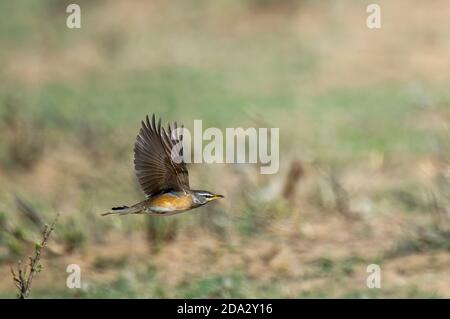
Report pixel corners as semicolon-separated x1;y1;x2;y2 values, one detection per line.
134;114;189;197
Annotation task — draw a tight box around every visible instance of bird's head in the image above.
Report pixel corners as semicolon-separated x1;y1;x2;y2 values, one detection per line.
192;190;224;206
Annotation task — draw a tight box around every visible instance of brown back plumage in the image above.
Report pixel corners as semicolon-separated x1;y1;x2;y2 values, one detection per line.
134;114;189;197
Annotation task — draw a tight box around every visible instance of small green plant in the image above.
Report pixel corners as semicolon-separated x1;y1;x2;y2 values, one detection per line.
146;216;178;252
10;215;58;299
60;217;87;252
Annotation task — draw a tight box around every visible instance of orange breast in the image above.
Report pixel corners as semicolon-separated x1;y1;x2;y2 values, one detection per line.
149;192;193;211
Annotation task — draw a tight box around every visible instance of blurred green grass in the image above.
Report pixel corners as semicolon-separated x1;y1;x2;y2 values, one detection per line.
1;76;444;163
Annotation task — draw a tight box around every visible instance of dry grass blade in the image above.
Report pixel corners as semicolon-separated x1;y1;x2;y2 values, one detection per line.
14;194;45;230
282;159;304;201
328;169;360;220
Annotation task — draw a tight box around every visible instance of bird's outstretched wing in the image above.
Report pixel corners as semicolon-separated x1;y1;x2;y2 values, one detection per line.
134;114;189;197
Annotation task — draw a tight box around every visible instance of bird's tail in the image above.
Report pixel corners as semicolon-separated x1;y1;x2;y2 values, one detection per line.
101;203;144;216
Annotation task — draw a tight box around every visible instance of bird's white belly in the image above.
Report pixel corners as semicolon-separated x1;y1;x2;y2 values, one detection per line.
149;205;173;213
145;205;189;216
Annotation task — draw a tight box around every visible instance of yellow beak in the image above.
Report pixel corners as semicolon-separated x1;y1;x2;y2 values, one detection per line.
212;194;224;200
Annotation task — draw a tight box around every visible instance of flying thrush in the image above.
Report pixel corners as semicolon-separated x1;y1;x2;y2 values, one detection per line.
102;114;223;216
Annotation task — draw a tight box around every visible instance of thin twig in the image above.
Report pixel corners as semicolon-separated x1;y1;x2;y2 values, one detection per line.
11;214;59;299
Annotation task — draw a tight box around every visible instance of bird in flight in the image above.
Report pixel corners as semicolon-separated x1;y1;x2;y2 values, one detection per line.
102;114;224;216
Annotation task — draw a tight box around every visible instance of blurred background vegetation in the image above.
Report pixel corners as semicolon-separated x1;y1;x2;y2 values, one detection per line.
0;0;449;298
